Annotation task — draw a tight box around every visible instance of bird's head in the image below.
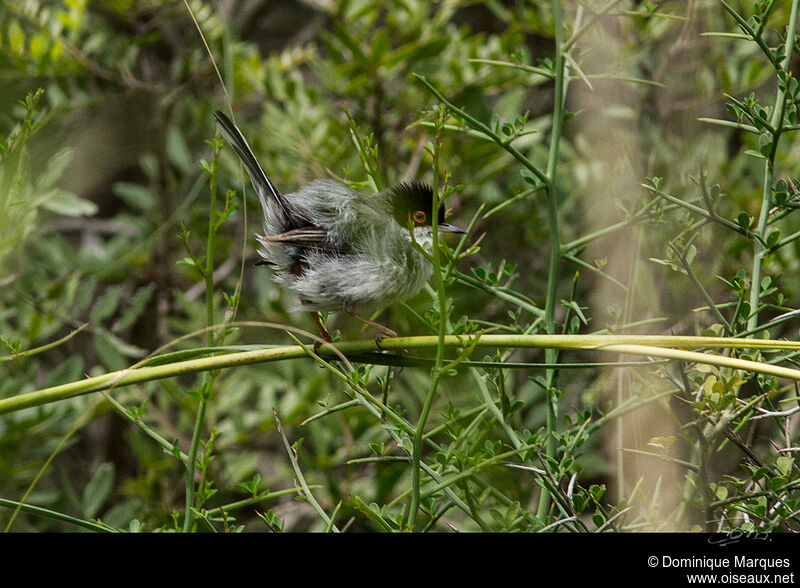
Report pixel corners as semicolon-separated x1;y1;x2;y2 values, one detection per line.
389;181;465;245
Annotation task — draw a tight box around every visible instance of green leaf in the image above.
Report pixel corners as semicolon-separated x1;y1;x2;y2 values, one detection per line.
572;492;588;514
8;19;25;54
351;496;394;532
766;229;781;247
39;189;98;217
29;33;48;60
744;149;766;159
386;37;449;68
82;463;115;519
177;257;204;270
736;212;753;230
561;299;588;325
36;149;73;191
167;126;193;173
258;509;284;532
685;244;697;265
589;484;606;502
113;181;156;211
90;286;123;324
93;333;127;371
776;456;794;476
112;286;155;332
758;133;773;156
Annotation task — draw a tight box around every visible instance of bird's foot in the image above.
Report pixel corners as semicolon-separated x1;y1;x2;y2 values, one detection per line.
306;307;332;352
344;305;396;341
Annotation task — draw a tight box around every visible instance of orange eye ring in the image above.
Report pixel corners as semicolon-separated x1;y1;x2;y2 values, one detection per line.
412;210;427;224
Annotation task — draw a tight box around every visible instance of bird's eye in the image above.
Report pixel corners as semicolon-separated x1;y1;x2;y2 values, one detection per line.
413;210;427;224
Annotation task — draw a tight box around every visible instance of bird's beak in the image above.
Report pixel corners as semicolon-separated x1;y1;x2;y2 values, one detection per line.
438;222;467;234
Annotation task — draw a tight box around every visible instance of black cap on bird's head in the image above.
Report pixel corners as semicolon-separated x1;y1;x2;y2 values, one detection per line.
389;181;465;234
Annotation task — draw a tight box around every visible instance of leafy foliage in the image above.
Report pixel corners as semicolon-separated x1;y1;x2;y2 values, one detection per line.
0;0;799;533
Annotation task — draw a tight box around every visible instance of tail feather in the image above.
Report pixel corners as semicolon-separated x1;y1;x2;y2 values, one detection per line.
213;110;288;214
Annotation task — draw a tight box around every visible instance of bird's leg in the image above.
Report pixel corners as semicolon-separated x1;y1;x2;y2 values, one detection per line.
301;300;332;351
309;312;332;341
343;303;397;342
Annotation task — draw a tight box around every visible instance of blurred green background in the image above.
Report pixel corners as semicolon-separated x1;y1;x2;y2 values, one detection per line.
1;0;798;532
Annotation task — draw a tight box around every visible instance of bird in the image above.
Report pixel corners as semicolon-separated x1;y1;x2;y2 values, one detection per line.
213;110;465;344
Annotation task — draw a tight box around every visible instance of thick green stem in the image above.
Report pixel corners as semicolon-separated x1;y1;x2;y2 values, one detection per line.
747;0;799;332
408;108;448;530
537;0;566;521
8;334;800;416
748;166;773;332
183;145;221;532
182;380;210;532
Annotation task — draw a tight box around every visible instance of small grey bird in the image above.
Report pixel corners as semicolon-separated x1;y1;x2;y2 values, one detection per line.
213;111;465;342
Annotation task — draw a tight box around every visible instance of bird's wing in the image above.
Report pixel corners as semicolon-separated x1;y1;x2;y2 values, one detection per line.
259;227;350;254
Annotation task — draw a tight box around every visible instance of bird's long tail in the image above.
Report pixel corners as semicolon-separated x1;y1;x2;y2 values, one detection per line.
213;110;288;215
